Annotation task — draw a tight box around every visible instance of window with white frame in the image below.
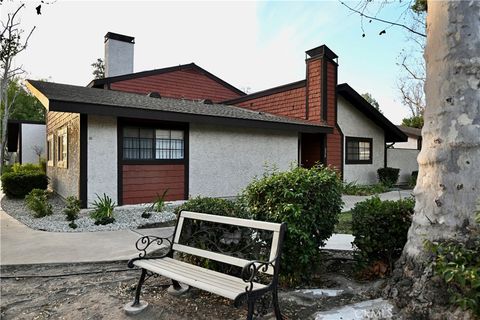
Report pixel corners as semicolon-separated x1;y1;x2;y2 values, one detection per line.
47;134;54;166
345;137;372;164
56;127;68;168
123;126;184;160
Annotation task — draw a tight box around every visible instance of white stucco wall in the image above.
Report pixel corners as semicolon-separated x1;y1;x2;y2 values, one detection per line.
337;96;385;184
394;136;419;149
386;148;420;183
189;123;298;198
87;115;117;206
21;123;46;164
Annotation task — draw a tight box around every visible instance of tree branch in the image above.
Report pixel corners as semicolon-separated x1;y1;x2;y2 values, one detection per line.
339;1;426;37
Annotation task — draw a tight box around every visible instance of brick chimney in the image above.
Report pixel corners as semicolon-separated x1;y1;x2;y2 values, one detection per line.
305;45;342;174
305;45;338;123
104;32;135;78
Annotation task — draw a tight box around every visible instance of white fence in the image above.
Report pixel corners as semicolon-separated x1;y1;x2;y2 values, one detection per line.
386;149;420;184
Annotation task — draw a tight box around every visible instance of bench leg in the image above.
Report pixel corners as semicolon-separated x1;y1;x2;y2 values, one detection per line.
172;279;182;290
133;269;147;306
246;297;256;320
272;288;282;320
124;269;149;315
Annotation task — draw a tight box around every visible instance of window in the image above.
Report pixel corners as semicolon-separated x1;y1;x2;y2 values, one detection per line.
123;126;184;160
345;137;372;164
56;127;68;168
47;134;54;166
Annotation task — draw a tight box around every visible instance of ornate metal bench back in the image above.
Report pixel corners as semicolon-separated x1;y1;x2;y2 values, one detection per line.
172;211;283;276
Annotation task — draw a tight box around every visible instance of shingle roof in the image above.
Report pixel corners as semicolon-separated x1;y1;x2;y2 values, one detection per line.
26;80;332;133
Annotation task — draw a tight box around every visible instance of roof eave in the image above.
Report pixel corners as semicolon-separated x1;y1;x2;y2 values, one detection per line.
337;83;408;143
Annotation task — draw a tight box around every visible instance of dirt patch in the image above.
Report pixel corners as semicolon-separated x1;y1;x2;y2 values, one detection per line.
1;252;385;320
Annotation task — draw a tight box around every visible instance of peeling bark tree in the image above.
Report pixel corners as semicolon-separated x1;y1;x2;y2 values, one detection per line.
386;1;480;318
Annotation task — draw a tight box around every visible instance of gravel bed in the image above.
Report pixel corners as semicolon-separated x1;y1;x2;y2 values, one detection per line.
1;195;179;232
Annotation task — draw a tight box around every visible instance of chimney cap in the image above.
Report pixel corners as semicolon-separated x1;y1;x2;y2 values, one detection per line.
105;32;135;44
306;45;338;60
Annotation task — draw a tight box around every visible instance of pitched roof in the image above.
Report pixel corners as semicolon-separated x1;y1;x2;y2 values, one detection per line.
87;63;246;96
26;80;333;134
337;83;407;143
397;125;422;138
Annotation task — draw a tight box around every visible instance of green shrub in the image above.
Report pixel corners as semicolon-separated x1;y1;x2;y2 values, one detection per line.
39;158;47;173
1;171;48;198
174;196;244;217
427;237;480;316
242;165;343;284
352;196;414;274
342;181;388;196
174;196;248;275
90;194;116;225
64;196;80;222
425;207;480;316
377;167;400;187
11;163;43;173
25;189;53;218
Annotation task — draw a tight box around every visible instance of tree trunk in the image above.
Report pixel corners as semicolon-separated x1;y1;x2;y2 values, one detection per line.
385;1;480;319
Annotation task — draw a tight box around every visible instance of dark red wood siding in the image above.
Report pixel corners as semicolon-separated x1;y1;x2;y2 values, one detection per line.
122;164;185;204
110;69;242;103
235;87;307;120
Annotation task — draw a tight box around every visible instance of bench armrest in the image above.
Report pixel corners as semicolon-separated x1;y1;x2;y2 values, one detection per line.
241;258;277;292
127;235;173;268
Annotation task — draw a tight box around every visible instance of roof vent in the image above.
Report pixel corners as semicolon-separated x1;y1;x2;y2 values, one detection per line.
202;99;213;105
147;92;161;98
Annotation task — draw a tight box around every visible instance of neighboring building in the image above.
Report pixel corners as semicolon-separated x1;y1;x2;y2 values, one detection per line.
394;125;422;150
385;125;422;184
27;32;406;207
7;120;46;164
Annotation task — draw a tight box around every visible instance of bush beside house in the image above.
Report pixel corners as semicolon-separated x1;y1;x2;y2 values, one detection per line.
351;196;414;277
242;165;343;284
1;166;48;198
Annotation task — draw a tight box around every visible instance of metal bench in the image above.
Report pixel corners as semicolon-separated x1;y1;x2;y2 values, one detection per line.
125;211;286;319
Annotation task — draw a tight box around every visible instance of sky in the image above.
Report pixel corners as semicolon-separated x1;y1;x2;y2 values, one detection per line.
1;0;424;124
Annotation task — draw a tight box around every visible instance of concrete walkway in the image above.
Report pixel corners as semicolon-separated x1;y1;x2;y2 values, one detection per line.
0;208;173;265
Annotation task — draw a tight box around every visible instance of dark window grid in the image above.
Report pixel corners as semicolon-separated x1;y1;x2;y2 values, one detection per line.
123;137;184;160
345;137;372;164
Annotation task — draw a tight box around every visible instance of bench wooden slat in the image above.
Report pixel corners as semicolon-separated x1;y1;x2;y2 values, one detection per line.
147;259;250;291
180;211;281;232
134;258;266;300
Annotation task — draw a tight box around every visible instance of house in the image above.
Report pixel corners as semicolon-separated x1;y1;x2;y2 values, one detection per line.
6;119;46;164
394;125;422;150
385;125;422;184
26;32;406;208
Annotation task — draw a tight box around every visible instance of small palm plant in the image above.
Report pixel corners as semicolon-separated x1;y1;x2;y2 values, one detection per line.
141;189;168;218
90;193;116;225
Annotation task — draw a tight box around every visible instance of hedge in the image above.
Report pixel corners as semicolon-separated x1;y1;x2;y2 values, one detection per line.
1;171;48;198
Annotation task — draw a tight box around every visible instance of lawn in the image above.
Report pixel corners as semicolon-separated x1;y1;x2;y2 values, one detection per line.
334;211;352;234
